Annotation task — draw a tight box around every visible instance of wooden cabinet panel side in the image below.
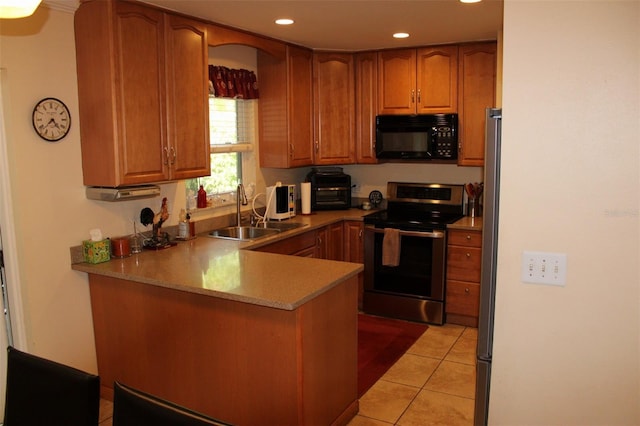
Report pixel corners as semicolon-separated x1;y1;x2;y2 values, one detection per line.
258;51;290;167
74;0;119;186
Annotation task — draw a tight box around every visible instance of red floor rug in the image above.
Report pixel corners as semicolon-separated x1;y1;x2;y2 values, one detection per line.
358;313;428;397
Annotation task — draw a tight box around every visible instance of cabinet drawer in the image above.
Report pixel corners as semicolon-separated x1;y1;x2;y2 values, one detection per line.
447;246;481;282
448;229;482;248
446;280;480;317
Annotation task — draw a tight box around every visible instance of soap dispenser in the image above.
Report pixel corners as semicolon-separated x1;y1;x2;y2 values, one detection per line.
178;209;188;238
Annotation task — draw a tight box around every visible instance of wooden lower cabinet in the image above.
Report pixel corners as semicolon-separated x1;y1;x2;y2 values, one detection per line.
446;229;482;327
254;229;317;256
254;223;343;260
318;222;344;260
343;221;365;309
88;273;358;425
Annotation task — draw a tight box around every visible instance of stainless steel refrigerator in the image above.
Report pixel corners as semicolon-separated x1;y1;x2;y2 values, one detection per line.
474;108;502;426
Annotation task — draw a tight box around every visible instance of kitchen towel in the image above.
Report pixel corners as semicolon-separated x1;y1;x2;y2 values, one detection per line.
382;228;401;267
301;182;311;214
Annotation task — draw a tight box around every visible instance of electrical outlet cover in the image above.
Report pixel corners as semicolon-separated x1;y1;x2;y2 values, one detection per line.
521;251;567;286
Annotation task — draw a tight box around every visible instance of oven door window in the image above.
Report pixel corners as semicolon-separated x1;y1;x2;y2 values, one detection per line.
370;229;445;300
316;188;349;204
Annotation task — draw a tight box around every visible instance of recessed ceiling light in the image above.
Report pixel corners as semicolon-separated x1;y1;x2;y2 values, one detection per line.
0;0;41;18
275;18;294;25
393;33;410;39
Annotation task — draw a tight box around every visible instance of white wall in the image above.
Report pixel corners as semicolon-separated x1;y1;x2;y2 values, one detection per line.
492;1;639;424
0;5;188;371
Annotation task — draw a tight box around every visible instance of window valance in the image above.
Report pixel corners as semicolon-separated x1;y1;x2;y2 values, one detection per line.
208;65;259;99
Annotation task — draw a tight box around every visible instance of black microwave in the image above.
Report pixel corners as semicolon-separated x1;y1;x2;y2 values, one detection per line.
375;114;458;160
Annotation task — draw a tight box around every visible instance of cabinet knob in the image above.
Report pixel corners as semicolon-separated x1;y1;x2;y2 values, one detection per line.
465;287;470;293
466;252;471;258
466;235;472;240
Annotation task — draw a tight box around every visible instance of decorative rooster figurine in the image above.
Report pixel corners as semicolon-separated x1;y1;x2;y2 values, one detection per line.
140;197;170;246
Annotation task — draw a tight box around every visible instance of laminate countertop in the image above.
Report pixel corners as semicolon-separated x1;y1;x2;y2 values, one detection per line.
72;209;368;311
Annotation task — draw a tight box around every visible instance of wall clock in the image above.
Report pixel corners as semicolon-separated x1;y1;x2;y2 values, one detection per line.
32;97;71;142
368;190;383;207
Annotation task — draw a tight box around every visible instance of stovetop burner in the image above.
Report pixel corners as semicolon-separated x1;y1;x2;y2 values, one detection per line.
364;182;465;230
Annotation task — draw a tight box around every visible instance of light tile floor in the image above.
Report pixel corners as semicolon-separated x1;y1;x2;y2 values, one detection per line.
349;324;477;426
98;324;477;426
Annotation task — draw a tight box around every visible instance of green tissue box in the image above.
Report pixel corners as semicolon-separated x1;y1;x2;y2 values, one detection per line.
83;239;111;264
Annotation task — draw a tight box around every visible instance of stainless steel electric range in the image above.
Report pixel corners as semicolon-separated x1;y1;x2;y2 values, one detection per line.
363;182;465;325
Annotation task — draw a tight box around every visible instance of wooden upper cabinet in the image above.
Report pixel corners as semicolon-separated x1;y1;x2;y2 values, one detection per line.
354;52;378;164
313;52;355;165
258;45;314;168
458;42;497;166
165;14;210;180
74;0;209;187
377;49;416;114
416;46;458;114
378;46;458;115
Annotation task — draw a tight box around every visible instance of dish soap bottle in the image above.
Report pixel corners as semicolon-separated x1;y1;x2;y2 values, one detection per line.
197;185;207;208
178;209;188;238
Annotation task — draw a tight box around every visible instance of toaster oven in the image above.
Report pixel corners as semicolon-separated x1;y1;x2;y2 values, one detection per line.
306;167;351;210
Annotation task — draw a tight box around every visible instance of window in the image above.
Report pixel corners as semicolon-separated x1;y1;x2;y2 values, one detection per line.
187;97;256;207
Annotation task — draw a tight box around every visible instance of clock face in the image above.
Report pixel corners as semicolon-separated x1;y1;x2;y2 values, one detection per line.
369;190;383;207
32;98;71;142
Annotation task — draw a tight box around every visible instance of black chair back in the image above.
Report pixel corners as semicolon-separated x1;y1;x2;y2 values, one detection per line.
112;381;231;426
3;346;100;426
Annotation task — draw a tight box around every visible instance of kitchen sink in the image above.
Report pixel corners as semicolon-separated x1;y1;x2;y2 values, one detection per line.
209;226;280;241
209;222;308;241
208;222;308;241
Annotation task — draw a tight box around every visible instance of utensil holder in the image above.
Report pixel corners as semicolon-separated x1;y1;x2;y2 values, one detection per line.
467;198;482;218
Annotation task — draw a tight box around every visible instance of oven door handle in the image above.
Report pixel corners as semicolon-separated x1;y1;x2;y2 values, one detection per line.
316;187;350;191
365;226;445;239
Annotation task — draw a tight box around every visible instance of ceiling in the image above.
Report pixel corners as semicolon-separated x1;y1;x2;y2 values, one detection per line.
140;0;504;51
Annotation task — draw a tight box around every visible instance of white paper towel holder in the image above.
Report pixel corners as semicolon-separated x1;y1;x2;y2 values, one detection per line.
301;181;312;215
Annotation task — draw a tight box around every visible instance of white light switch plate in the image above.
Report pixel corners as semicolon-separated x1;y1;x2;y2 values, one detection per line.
521;251;567;286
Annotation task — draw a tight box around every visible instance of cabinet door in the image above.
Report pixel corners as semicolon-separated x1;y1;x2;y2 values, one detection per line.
343;221;364;264
288;45;314;167
165;14;210;180
114;1;168;184
315;224;343;260
343;220;364;309
416;46;458;114
458;42;497;166
377;49;416;114
327;222;344;261
355;52;378;164
313;52;355;164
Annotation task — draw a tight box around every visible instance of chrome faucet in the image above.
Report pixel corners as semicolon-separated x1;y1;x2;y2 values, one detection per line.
237;183;248;226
